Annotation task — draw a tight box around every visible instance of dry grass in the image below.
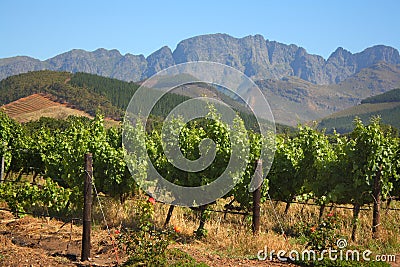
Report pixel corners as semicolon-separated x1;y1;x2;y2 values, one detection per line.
7;174;396;261
2;175;398;265
3;173;398;259
92;196;400;260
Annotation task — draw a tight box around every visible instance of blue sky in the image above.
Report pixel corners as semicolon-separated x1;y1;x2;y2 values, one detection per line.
1;0;399;60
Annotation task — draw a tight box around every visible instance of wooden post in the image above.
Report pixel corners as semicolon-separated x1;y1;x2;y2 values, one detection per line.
81;153;93;261
252;159;263;235
0;155;4;183
372;166;382;239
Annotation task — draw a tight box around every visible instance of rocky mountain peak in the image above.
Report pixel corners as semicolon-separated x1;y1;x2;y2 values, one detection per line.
144;46;175;78
354;45;400;71
0;33;399;84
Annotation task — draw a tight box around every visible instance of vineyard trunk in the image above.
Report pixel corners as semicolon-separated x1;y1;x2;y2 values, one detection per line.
195;205;208;238
351;203;361;242
32;172;39;184
372;167;382;239
0;155;4;183
164;205;175;227
284;201;291;215
318;204;326;222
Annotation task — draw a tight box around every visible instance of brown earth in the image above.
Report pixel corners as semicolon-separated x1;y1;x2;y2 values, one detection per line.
0;210;296;267
0;210;121;267
0;93;92;123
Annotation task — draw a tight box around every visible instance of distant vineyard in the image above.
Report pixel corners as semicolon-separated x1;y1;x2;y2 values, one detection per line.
2;94;58;116
0;93;94;122
0;71;193;120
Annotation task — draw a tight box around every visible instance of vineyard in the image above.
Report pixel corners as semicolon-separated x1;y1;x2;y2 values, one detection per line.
1;94;59;117
0;109;400;266
1;93;92;122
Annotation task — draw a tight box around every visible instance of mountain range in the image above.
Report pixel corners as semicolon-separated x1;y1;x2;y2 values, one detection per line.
1;33;400;84
1;33;400;125
257;62;400;125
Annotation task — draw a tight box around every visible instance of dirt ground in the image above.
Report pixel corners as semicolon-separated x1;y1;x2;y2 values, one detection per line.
0;210;123;267
0;210;298;267
2;210;398;267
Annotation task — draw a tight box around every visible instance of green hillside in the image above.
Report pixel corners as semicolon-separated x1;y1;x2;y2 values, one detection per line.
0;70;191;120
70;72;140;109
0;70;293;132
0;71;121;118
318;88;400;133
361;88;400;104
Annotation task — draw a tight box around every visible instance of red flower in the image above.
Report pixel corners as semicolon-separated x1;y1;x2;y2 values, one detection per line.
327;212;334;217
310;226;316;233
115;229;120;235
174;226;181;233
148;197;156;205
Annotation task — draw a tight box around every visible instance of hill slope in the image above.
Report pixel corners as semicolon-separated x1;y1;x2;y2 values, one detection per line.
361;88;400;104
2;67;400;127
1;34;399;85
255;62;400;125
0;71;192;120
1;93;92;122
0;70;296;132
317;88;400;133
0;71;122;119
